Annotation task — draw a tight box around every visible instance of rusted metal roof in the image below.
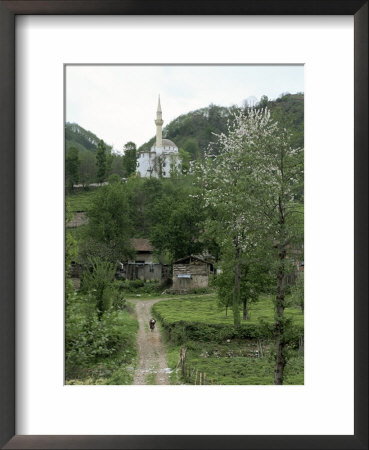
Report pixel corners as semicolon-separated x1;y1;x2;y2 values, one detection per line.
173;255;208;265
131;238;153;252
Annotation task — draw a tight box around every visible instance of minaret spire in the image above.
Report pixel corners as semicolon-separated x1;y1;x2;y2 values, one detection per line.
155;94;164;148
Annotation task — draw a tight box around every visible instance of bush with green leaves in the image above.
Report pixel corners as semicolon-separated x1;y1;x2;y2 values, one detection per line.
65;292;138;383
115;279;161;294
153;294;303;345
81;257;116;319
288;271;304;312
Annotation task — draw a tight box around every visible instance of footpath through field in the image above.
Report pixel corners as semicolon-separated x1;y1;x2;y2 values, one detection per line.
131;297;171;385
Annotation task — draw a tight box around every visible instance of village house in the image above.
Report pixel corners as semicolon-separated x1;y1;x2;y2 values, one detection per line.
120;238;169;282
172;255;214;292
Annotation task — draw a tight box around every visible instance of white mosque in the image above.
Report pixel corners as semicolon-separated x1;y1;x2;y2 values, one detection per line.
137;96;181;178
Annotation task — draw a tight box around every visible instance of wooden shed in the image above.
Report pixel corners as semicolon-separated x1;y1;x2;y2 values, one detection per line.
172;255;213;291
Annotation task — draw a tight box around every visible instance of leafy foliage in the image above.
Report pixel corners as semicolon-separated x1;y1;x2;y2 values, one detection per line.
65;146;80;191
96;140;108;183
148;182;205;261
122;141;137;177
81;257;117;319
288;271;304;311
84;181;133;263
65;291;138;384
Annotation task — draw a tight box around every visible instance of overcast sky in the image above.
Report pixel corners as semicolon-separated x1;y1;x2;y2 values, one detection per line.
66;65;304;152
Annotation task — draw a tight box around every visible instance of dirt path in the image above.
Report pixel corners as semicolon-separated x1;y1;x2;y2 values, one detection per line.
131;298;171;385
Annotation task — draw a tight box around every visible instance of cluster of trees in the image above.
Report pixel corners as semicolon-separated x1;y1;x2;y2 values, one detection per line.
65;123;138;191
71;174;209;268
65;196;137;383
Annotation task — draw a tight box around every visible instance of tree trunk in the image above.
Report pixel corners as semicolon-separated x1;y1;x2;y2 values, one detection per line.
274;333;285;384
242;297;248;320
274;195;287;384
233;243;241;328
274;252;287;384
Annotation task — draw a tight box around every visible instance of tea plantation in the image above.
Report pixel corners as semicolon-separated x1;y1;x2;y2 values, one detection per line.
153;293;304;385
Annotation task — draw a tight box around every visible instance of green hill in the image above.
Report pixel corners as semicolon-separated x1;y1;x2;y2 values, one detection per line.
65;123;118;186
65;122;112;154
138;93;304;159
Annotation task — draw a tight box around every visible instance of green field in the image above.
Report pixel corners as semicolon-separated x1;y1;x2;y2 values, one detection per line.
153;294;303;328
66;190;98;212
170;341;304;385
153;293;304;385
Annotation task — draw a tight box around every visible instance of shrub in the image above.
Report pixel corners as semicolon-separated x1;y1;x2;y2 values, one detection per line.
152;294;303;345
81;257;116;319
115;279;161;294
65;295;138;382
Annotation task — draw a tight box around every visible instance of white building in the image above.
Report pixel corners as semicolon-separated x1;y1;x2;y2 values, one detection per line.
137;96;181;178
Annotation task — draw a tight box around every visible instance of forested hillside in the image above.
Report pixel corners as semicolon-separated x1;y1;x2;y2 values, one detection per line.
66;123;112;154
65;93;303;188
65;123;125;188
138;93;304;158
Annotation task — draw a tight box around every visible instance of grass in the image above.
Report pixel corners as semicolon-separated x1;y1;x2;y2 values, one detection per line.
183;341;304;385
153;293;304;385
165;344;183;384
153;293;303;328
66;224;88;243
145;370;157;385
163;339;304;385
66;190;98;212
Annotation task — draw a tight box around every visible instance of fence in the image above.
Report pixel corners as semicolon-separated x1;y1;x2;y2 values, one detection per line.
182;365;214;385
177;347;215;385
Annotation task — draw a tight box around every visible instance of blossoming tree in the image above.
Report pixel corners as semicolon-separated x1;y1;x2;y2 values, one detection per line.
194;107;303;384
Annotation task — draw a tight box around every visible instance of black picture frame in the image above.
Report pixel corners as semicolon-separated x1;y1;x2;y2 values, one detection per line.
0;1;367;449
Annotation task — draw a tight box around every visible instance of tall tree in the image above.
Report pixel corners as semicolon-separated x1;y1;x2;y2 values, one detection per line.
178;149;191;175
149;183;204;261
252;120;303;384
65;146;80;191
79;151;96;185
96;139;108;183
122;141;137;177
216;242;272;320
109;154;124;177
194;109;274;327
195;108;303;383
83;181;134;264
81;257;116;320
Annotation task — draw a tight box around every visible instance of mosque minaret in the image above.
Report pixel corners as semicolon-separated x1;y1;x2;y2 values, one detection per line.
137;96;181;178
155;95;164;148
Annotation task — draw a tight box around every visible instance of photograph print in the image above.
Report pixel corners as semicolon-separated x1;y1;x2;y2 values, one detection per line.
65;65;304;386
